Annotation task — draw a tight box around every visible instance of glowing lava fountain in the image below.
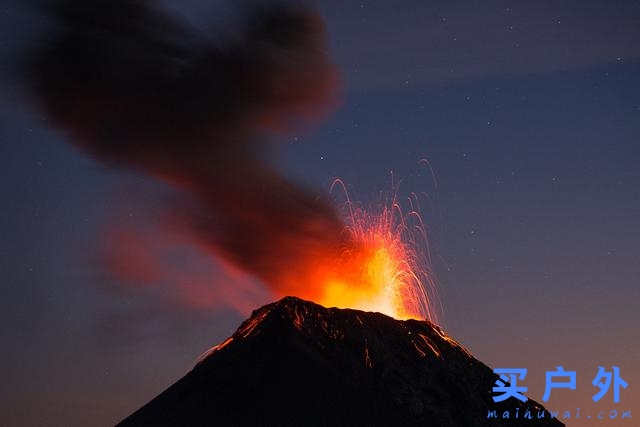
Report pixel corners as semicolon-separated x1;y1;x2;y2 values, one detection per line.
309;179;441;323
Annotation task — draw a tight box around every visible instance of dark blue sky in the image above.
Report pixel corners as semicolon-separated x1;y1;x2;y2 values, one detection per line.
1;1;639;425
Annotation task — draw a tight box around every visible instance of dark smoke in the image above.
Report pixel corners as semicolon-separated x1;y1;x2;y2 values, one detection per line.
28;0;350;296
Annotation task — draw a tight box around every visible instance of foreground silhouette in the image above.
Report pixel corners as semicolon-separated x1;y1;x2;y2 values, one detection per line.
119;297;564;427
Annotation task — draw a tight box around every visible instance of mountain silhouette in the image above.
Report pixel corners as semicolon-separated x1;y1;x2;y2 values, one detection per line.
119;296;564;426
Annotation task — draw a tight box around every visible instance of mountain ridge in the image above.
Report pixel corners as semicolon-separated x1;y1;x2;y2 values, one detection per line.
119;296;564;426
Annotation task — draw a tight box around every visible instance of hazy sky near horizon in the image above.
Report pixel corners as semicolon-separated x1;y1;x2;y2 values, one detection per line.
1;1;639;425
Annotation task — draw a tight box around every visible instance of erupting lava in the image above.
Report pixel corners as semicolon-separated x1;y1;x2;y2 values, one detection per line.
296;180;440;323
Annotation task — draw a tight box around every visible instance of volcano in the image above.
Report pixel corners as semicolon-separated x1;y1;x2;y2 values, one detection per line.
118;297;563;426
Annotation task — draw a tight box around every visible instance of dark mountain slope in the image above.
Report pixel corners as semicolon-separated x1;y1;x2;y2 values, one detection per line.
119;296;563;427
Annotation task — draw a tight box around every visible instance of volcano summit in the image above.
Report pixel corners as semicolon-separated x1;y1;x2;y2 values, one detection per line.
118;297;563;426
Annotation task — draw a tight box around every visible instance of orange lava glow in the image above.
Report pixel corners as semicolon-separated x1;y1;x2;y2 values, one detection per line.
101;180;441;323
305;180;441;322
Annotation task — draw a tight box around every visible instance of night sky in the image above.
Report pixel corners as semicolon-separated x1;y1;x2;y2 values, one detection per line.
1;1;639;426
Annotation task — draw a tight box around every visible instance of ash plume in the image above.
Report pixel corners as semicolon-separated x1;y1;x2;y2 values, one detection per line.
28;0;350;296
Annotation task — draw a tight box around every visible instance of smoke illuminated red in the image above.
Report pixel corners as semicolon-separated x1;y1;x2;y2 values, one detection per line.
29;1;441;324
102;177;441;322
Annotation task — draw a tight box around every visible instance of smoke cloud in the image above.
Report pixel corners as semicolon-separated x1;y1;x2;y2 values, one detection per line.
29;0;353;298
